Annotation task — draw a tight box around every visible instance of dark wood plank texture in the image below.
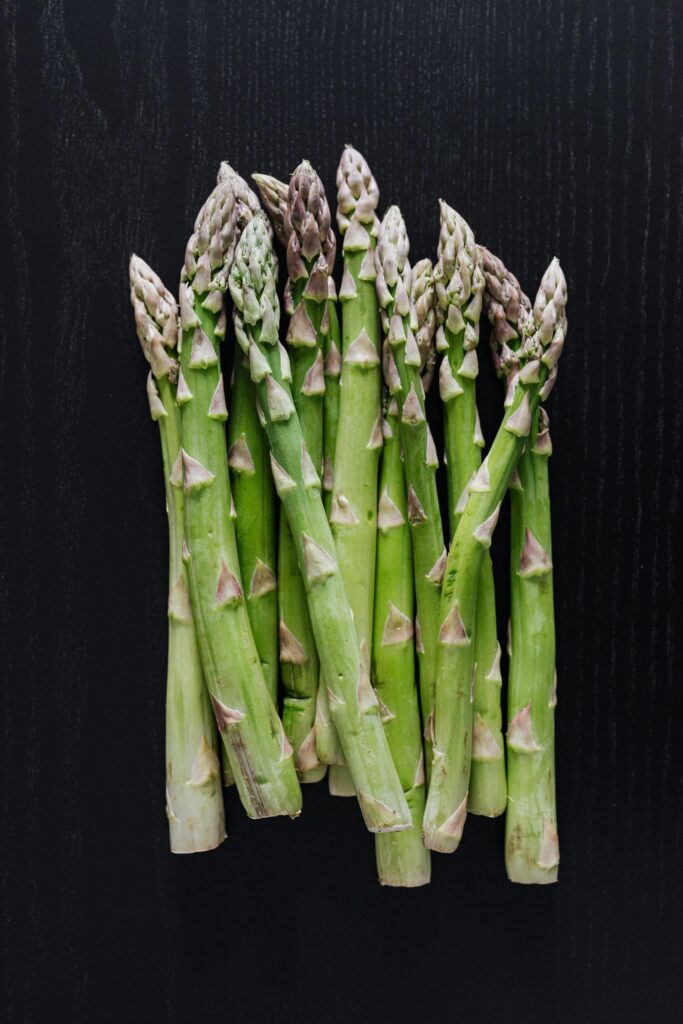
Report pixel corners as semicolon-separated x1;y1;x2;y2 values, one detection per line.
1;1;681;1020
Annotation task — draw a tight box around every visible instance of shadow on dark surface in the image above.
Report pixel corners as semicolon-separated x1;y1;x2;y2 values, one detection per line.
1;1;681;1021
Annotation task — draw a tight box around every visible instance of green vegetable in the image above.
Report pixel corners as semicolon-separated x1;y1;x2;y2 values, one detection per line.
277;160;335;783
325;146;385;798
481;246;561;882
229;214;412;833
228;354;278;701
422;257;567;853
374;206;446;780
434;202;506;818
178;167;302;820
372;398;431;886
129;254;225;852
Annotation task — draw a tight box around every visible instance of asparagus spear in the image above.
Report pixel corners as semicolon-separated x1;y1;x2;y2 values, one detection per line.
275;160;335;784
374;207;445;775
178;169;302;820
330;145;383;689
222;169;279;707
314;279;346;789
228;354;278;700
322;277;342;516
253;169;345;778
434;202;506;818
229;214;412;833
252;171;342;516
129;255;225;852
422;257;567;852
324;145;384;797
372;396;431;886
481;247;560;882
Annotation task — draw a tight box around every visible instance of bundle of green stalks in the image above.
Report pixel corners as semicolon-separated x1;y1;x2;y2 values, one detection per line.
129;147;567;886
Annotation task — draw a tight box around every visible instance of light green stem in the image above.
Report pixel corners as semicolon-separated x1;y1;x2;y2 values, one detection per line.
322;291;342;516
317;296;347;782
325;246;383;798
280;283;326;783
331;248;382;654
228;356;278;701
505;412;558;883
179;299;302;820
423;379;542;852
442;326;506;817
390;320;443;774
372;406;430;886
157;374;226;852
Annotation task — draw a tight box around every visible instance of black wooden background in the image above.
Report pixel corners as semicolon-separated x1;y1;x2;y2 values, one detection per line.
1;1;681;1021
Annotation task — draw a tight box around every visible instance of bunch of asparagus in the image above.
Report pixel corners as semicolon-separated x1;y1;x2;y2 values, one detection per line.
129;147;566;886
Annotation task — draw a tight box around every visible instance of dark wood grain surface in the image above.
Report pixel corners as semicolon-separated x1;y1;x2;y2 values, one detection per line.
1;1;681;1020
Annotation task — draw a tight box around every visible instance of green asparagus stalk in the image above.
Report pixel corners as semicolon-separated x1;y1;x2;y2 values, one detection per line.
322;277;342;515
374;207;446;775
222;168;279;708
372;396;431;886
323;146;385;798
481;247;560;882
227;354;278;700
312;275;349;778
178;168;301;820
253;167;342;778
129;255;225;852
422;257;567;852
275;160;334;783
330;145;383;679
252;171;342;516
434;202;506;818
229;214;412;833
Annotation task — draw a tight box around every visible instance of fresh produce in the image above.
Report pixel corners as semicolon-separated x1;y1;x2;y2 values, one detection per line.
372;396;431;885
253;170;341;510
177;168;302;820
274;161;334;783
254;170;343;781
374;206;445;779
226;169;279;706
229;213;411;833
434;202;506;818
422;256;567;853
324;146;384;798
481;247;561;883
130;147;567;886
129;255;226;852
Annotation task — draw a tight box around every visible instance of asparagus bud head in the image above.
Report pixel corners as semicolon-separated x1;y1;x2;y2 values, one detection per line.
410;257;437;391
336;145;380;235
252;172;288;247
434;200;484;341
374;205;414;333
129;254;178;378
229;214;280;340
284;160;336;279
183;166;265;298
